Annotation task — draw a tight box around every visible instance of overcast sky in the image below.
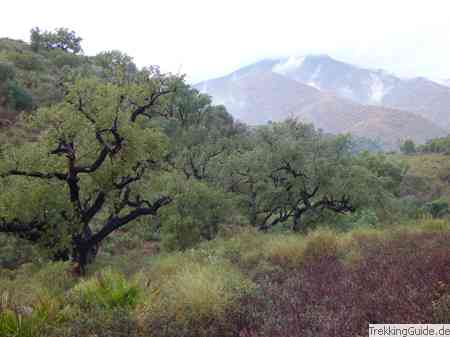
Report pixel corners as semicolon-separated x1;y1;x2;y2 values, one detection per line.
2;0;450;83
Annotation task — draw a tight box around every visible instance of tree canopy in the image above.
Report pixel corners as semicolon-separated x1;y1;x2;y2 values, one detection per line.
30;27;83;54
0;68;178;272
223;120;388;231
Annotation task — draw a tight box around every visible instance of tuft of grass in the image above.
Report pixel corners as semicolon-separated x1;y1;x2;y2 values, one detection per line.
302;228;341;262
204;228;265;269
69;269;140;310
138;260;255;337
0;290;65;337
418;217;450;232
264;234;305;268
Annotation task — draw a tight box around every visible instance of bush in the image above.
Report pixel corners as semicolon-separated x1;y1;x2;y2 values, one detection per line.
203;228;265;270
47;49;84;68
6;81;33;111
247;229;450;337
423;198;450;218
160;179;233;251
0;61;15;82
69;269;140;310
4;51;44;71
333;208;379;231
0;234;35;269
400;139;416;154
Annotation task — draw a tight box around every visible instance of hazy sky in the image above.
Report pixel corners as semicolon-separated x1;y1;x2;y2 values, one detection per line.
2;0;450;83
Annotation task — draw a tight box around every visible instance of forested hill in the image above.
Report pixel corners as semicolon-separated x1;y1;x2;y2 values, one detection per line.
0;30;143;128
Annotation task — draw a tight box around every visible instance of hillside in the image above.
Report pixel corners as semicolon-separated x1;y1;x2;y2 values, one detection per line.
0;37;90;120
399;153;450;202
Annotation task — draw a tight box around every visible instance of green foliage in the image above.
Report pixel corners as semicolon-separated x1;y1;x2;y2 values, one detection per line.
423;198;450;218
0;234;36;269
3;50;45;72
30;27;82;54
160;177;232;251
226;120;390;231
337;208;379;230
6;81;33;111
93;50;137;83
357;151;408;196
0;73;175;267
418;135;450;154
70;269;140;310
0;307;44;337
400;139;416;154
0;60;32;112
0;61;15;81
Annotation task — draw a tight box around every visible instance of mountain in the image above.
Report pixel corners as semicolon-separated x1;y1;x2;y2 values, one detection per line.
269;55;450;129
271;55;398;105
438;79;450;87
195;55;449;148
197;69;320;125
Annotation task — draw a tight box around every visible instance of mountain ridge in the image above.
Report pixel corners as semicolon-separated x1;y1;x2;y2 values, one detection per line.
195;54;449;148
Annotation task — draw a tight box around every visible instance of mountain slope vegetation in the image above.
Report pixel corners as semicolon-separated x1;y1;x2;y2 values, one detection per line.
0;29;449;337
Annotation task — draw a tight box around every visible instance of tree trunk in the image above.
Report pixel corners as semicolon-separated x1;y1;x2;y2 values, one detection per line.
292;208;304;232
72;225;98;275
73;241;98;275
249;188;257;226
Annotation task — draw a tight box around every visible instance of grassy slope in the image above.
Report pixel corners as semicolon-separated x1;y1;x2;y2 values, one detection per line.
1;221;449;337
397;153;450;201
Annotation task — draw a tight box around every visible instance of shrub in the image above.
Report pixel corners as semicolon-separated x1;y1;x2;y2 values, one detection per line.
160;180;233;251
400;139;416;155
0;61;15;82
0;234;35;269
47;49;83;68
423;198;450;218
69;269;140;310
7;81;33;111
5;51;44;71
206;228;265;269
246;229;450;337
